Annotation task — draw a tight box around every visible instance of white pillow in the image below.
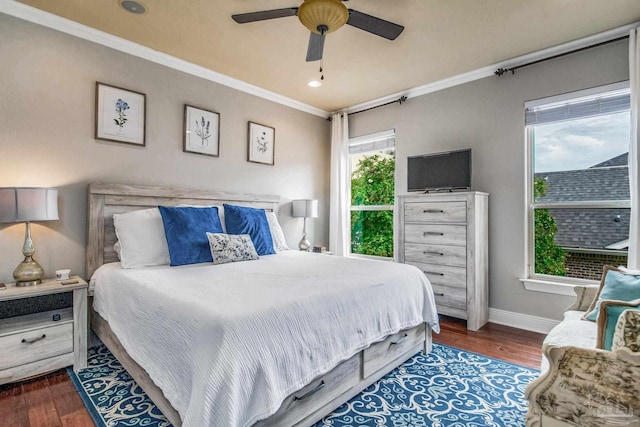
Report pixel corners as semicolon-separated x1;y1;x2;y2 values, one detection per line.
113;208;171;268
266;211;290;252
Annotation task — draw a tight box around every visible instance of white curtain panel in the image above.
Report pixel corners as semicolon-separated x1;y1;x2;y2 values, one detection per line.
630;27;640;269
329;112;350;256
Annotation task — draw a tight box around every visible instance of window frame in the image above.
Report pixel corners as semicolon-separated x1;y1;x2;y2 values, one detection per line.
523;82;632;290
348;129;396;259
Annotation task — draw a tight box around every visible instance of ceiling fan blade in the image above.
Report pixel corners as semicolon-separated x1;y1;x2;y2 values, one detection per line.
306;32;325;62
346;10;404;40
232;8;298;24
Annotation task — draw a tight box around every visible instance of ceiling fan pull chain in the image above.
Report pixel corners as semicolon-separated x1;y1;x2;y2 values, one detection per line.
320;60;324;81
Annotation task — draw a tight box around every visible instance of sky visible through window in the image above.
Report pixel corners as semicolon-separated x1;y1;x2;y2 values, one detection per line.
533;111;630;173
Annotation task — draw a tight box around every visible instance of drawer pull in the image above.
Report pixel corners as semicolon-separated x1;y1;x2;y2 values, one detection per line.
390;333;408;346
293;380;325;401
21;334;46;344
424;271;444;276
434;292;445;297
423;209;445;213
423;251;444;256
423;231;444;236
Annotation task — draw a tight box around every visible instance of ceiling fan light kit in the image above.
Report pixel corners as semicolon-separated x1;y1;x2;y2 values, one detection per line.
298;0;349;34
232;0;403;64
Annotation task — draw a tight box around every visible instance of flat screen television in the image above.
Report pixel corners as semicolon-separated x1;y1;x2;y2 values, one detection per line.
407;149;471;192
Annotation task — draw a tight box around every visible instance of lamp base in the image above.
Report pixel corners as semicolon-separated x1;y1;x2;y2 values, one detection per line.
298;235;312;252
13;257;44;287
16;279;41;287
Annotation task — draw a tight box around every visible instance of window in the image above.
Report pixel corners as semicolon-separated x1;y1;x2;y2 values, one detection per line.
525;82;631;281
349;130;395;258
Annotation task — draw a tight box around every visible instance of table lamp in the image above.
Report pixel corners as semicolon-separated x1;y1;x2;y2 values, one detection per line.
0;187;59;286
292;199;318;251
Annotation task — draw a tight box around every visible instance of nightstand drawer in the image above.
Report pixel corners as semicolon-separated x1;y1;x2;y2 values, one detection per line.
404;224;466;246
404;243;466;267
405;202;466;223
0;323;73;370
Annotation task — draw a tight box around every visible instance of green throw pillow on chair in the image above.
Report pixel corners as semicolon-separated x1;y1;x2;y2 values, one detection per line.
584;266;640;321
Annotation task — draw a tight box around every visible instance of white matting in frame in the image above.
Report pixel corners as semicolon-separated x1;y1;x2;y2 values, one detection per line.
248;121;275;165
184;105;220;157
95;82;146;146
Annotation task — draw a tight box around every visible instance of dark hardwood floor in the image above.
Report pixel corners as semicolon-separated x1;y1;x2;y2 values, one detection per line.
0;316;545;426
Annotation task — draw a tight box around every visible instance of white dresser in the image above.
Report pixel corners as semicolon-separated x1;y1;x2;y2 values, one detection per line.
397;191;488;331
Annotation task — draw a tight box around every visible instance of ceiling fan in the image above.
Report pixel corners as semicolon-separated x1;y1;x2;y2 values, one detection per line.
232;0;404;62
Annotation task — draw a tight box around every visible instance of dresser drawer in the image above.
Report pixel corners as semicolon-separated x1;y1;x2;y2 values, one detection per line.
405;223;466;246
431;284;466;310
0;323;73;371
405;202;466;223
438;305;468;320
363;324;425;378
406;262;466;289
404;243;466;267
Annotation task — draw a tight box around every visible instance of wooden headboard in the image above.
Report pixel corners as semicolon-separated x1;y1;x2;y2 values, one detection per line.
86;183;280;279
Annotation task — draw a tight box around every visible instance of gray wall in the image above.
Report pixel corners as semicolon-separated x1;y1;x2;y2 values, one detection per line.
349;40;630;320
0;14;330;283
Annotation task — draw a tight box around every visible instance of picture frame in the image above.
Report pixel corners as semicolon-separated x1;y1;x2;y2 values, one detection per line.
183;105;220;157
95;82;146;146
247;121;275;166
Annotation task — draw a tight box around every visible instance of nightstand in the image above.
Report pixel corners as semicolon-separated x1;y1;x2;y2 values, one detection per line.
0;276;88;385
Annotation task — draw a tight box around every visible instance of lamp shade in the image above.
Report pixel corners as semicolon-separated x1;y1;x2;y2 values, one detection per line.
292;199;318;218
0;187;59;223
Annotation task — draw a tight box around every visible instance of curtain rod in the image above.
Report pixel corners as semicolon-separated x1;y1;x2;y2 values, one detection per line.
327;96;407;121
495;35;629;77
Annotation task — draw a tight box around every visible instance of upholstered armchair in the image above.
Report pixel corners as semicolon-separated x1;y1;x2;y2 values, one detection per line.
526;285;640;427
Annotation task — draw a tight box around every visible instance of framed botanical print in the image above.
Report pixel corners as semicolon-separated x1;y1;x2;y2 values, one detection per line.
95;82;146;146
247;121;275;165
184;105;220;157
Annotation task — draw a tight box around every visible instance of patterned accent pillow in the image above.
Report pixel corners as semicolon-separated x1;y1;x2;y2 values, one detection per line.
207;233;259;265
610;305;640;352
596;299;640;350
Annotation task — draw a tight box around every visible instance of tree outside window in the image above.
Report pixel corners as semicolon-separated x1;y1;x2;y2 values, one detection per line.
350;152;395;257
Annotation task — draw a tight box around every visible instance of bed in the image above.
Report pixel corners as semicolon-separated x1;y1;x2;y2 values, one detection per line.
85;183;439;427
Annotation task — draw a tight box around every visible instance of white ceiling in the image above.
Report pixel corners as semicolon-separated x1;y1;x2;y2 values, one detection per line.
12;0;640;112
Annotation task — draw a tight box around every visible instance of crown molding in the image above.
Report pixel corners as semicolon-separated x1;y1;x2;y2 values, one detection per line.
3;1;637;119
0;0;329;118
341;21;639;115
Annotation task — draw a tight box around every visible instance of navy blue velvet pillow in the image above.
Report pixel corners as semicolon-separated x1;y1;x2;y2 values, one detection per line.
223;204;275;256
158;206;223;266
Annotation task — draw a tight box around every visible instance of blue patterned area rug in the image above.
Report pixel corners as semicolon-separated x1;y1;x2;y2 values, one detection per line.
69;343;538;427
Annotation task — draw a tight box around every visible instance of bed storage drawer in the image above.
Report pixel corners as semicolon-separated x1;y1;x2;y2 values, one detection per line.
261;353;360;426
404;201;467;223
363;324;425;378
0;323;73;371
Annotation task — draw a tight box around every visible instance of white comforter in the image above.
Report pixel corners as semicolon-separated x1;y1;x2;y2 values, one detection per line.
92;251;439;427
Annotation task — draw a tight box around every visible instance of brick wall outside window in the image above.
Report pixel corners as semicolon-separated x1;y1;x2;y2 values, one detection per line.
564;251;628;280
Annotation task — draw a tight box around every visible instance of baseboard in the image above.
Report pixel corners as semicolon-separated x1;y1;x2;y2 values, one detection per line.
488;308;559;334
